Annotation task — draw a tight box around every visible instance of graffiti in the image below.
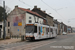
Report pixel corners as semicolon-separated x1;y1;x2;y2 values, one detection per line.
13;15;24;26
42;27;45;36
40;26;42;33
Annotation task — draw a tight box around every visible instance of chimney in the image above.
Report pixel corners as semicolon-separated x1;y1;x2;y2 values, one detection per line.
43;11;46;12
28;8;30;10
15;5;18;8
55;19;57;21
38;8;41;10
34;6;37;8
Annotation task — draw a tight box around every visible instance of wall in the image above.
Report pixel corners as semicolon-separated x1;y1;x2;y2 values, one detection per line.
6;6;26;37
26;13;43;24
26;13;35;24
46;16;53;26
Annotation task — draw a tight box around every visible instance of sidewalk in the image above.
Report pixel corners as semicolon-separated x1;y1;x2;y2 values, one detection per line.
0;38;22;45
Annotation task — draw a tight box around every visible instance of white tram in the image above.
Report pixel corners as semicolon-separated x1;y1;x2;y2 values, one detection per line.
25;23;58;40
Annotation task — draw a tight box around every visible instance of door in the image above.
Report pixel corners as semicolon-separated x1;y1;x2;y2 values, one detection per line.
38;26;41;39
0;29;1;38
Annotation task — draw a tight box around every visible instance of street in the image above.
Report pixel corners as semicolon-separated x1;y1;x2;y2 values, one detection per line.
0;33;75;50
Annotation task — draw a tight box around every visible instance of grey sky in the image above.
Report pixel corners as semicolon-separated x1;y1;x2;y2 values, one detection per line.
1;0;75;27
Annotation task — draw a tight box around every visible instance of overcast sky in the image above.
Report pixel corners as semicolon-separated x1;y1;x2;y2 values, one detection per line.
0;0;75;27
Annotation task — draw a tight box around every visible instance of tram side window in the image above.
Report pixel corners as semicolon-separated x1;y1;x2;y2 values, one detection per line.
51;28;53;34
56;29;57;34
34;26;37;33
0;25;2;28
46;28;48;34
39;27;41;35
48;28;49;32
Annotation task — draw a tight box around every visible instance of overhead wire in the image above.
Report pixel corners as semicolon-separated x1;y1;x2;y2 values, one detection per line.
18;0;32;8
41;0;65;20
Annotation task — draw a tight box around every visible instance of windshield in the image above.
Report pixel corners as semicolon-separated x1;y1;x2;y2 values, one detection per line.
26;26;34;33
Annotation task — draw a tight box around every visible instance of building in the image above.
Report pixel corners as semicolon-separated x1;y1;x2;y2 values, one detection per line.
32;6;53;26
67;26;72;33
53;19;59;34
53;20;68;35
63;24;67;33
59;22;68;34
72;27;75;33
53;19;63;35
6;5;46;37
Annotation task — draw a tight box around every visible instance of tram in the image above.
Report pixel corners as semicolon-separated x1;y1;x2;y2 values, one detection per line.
25;23;58;40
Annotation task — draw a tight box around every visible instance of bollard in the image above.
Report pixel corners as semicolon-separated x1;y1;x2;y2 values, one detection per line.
21;35;24;41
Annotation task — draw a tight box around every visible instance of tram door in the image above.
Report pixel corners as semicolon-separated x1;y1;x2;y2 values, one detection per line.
46;28;48;37
0;25;2;38
38;26;41;38
0;29;1;38
50;28;53;37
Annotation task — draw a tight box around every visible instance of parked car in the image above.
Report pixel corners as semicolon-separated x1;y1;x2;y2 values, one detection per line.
63;32;67;35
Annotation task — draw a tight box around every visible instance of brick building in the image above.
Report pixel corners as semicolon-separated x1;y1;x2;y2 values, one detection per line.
67;26;72;33
53;19;60;35
32;6;53;26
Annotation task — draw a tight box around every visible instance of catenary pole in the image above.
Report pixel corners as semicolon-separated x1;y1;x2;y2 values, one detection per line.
3;1;6;39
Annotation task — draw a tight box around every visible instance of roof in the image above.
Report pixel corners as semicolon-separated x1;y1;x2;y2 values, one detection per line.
18;7;43;18
32;8;53;18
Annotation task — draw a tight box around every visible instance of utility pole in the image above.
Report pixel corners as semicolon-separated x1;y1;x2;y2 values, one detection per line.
3;1;6;39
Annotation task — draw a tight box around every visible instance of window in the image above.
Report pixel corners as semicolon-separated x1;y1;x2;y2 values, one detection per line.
0;25;2;28
39;27;41;35
26;26;34;33
56;29;57;34
44;27;46;33
46;28;48;34
8;29;10;33
50;28;53;34
29;20;32;23
48;28;49;32
29;17;31;19
8;22;10;27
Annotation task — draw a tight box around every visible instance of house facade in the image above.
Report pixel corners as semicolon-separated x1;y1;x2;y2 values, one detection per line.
53;20;68;35
53;19;60;35
67;26;72;33
32;6;53;26
6;6;45;37
72;27;75;33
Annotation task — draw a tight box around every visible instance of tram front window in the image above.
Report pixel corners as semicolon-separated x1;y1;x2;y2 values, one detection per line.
26;26;34;33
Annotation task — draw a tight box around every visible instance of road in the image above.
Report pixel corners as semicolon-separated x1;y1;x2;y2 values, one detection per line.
0;33;75;50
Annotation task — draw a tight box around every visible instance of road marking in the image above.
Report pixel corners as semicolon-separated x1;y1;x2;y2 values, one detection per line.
32;41;56;50
5;41;56;50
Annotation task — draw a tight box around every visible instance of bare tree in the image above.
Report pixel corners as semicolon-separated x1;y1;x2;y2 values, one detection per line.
0;0;11;14
5;6;11;14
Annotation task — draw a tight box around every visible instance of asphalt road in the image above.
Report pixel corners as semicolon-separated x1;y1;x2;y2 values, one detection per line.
0;33;75;50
